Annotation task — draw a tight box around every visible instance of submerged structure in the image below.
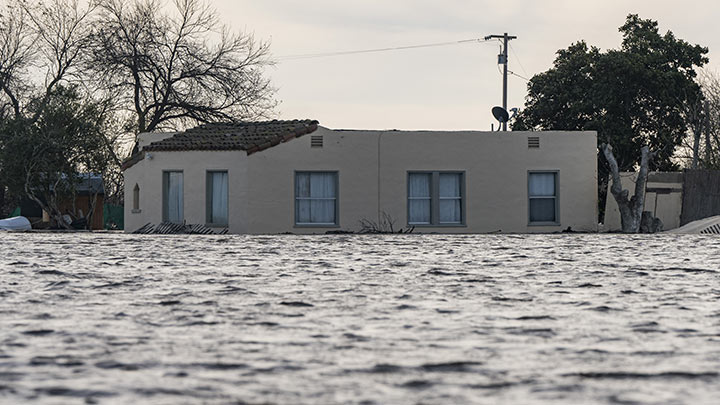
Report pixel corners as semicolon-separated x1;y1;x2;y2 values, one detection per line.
122;120;598;234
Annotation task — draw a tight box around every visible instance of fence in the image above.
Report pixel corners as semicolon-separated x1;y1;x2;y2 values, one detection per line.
103;204;124;230
680;169;720;226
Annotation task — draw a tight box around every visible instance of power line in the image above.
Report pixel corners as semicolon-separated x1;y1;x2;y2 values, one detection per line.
508;70;530;82
277;38;493;61
508;43;529;78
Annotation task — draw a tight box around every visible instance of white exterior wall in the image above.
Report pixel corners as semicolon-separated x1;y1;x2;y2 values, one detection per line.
124;127;598;234
377;131;597;233
244;127;379;234
124;151;248;233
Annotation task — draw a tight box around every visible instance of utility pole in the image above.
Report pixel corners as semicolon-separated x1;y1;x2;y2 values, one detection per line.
484;33;516;131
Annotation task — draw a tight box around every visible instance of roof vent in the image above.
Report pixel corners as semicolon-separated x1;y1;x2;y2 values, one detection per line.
311;135;323;148
528;136;540;148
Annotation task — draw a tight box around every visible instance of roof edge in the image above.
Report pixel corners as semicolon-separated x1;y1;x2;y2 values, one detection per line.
121;151;145;171
246;121;319;155
141;119;320;153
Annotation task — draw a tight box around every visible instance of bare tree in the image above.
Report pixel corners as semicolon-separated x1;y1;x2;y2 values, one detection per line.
680;89;705;169
90;0;276;150
25;0;96;116
0;0;98;217
676;70;720;170
0;0;96;121
697;70;720;168
1;0;276;216
0;2;34;215
0;1;37;120
602;143;656;233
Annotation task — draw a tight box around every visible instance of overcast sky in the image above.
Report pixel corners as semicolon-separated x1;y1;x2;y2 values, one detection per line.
215;1;720;130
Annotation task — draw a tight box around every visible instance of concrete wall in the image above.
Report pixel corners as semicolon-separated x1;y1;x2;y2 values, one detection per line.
124;127;598;234
603;172;683;231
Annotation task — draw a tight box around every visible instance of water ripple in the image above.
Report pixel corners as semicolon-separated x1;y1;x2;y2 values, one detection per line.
1;233;720;404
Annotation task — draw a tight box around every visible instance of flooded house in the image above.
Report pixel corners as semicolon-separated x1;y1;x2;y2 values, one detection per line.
122;120;598;234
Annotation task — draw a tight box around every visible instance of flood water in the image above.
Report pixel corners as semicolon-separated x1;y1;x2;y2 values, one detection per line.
1;233;719;404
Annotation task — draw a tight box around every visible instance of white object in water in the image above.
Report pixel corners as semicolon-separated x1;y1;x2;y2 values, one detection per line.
666;215;720;234
0;216;32;231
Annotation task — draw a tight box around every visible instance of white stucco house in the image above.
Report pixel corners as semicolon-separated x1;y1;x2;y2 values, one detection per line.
123;120;598;234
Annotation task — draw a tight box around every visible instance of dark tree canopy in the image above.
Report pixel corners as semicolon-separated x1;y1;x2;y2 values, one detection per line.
513;14;709;171
0;86;113;228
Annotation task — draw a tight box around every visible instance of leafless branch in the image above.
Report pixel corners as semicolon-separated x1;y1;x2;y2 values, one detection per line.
89;0;276;147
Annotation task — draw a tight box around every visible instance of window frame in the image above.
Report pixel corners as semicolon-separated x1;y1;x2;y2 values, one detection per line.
206;170;229;227
132;183;141;213
527;170;560;226
407;171;466;227
294;170;340;227
407;172;433;225
162;170;184;224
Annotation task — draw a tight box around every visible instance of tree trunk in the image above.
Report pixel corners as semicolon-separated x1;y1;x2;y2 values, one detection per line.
602;143;652;233
85;190;100;231
25;181;73;230
704;100;712;167
26;192;72;230
692;122;701;169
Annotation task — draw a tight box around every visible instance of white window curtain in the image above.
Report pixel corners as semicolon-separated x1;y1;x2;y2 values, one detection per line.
408;173;431;224
529;172;556;222
439;173;462;223
210;172;228;225
296;172;337;224
529;173;556;196
296;173;311;223
165;172;183;223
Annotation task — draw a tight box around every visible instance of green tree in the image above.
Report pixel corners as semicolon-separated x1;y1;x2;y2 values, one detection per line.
514;14;708;172
513;15;708;230
0;86;112;229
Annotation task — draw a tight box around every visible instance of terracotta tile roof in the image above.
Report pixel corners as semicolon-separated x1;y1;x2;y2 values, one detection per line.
121;152;145;170
142;119;319;153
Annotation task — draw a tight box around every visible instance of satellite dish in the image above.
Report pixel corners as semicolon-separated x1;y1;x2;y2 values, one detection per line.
492;106;509;124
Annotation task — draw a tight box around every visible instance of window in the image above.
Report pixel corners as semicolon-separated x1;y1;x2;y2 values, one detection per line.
295;172;338;225
132;183;141;213
408;173;432;224
163;171;183;223
408;172;464;226
529;172;558;224
207;171;228;226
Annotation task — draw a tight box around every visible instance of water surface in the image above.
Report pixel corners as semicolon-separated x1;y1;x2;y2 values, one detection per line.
1;233;719;404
